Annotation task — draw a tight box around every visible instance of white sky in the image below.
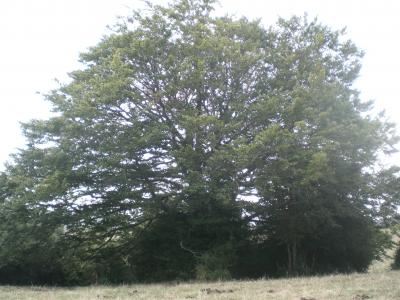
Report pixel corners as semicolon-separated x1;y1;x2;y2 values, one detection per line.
0;0;399;169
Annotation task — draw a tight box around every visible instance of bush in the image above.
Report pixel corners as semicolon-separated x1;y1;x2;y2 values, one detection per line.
195;243;235;281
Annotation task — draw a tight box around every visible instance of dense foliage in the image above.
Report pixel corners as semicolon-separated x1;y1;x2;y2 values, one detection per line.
0;0;398;285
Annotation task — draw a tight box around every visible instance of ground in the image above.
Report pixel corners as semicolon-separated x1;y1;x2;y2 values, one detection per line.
0;241;398;300
0;268;398;299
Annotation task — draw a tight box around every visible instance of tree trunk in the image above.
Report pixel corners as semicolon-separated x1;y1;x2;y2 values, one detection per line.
287;241;298;276
292;241;297;274
287;244;292;275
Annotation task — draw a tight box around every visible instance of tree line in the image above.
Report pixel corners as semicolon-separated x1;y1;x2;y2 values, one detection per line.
0;0;399;285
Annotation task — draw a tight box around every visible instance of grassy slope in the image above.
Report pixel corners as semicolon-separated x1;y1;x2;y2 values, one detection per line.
0;271;398;300
0;242;398;300
0;269;398;300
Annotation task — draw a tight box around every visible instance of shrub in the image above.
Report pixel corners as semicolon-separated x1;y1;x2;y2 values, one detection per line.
195;244;235;281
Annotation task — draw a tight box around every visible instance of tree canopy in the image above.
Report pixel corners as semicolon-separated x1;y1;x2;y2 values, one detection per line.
0;0;398;284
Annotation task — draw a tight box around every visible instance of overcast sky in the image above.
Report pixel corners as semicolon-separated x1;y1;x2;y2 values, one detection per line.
0;0;399;169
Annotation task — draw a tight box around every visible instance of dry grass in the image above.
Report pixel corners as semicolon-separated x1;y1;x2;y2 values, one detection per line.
0;270;398;299
0;250;398;300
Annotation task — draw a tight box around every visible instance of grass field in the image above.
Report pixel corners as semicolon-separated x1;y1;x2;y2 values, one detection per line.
0;270;398;300
0;248;398;300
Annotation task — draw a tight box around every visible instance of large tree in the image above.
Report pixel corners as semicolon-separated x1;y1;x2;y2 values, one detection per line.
0;0;397;283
